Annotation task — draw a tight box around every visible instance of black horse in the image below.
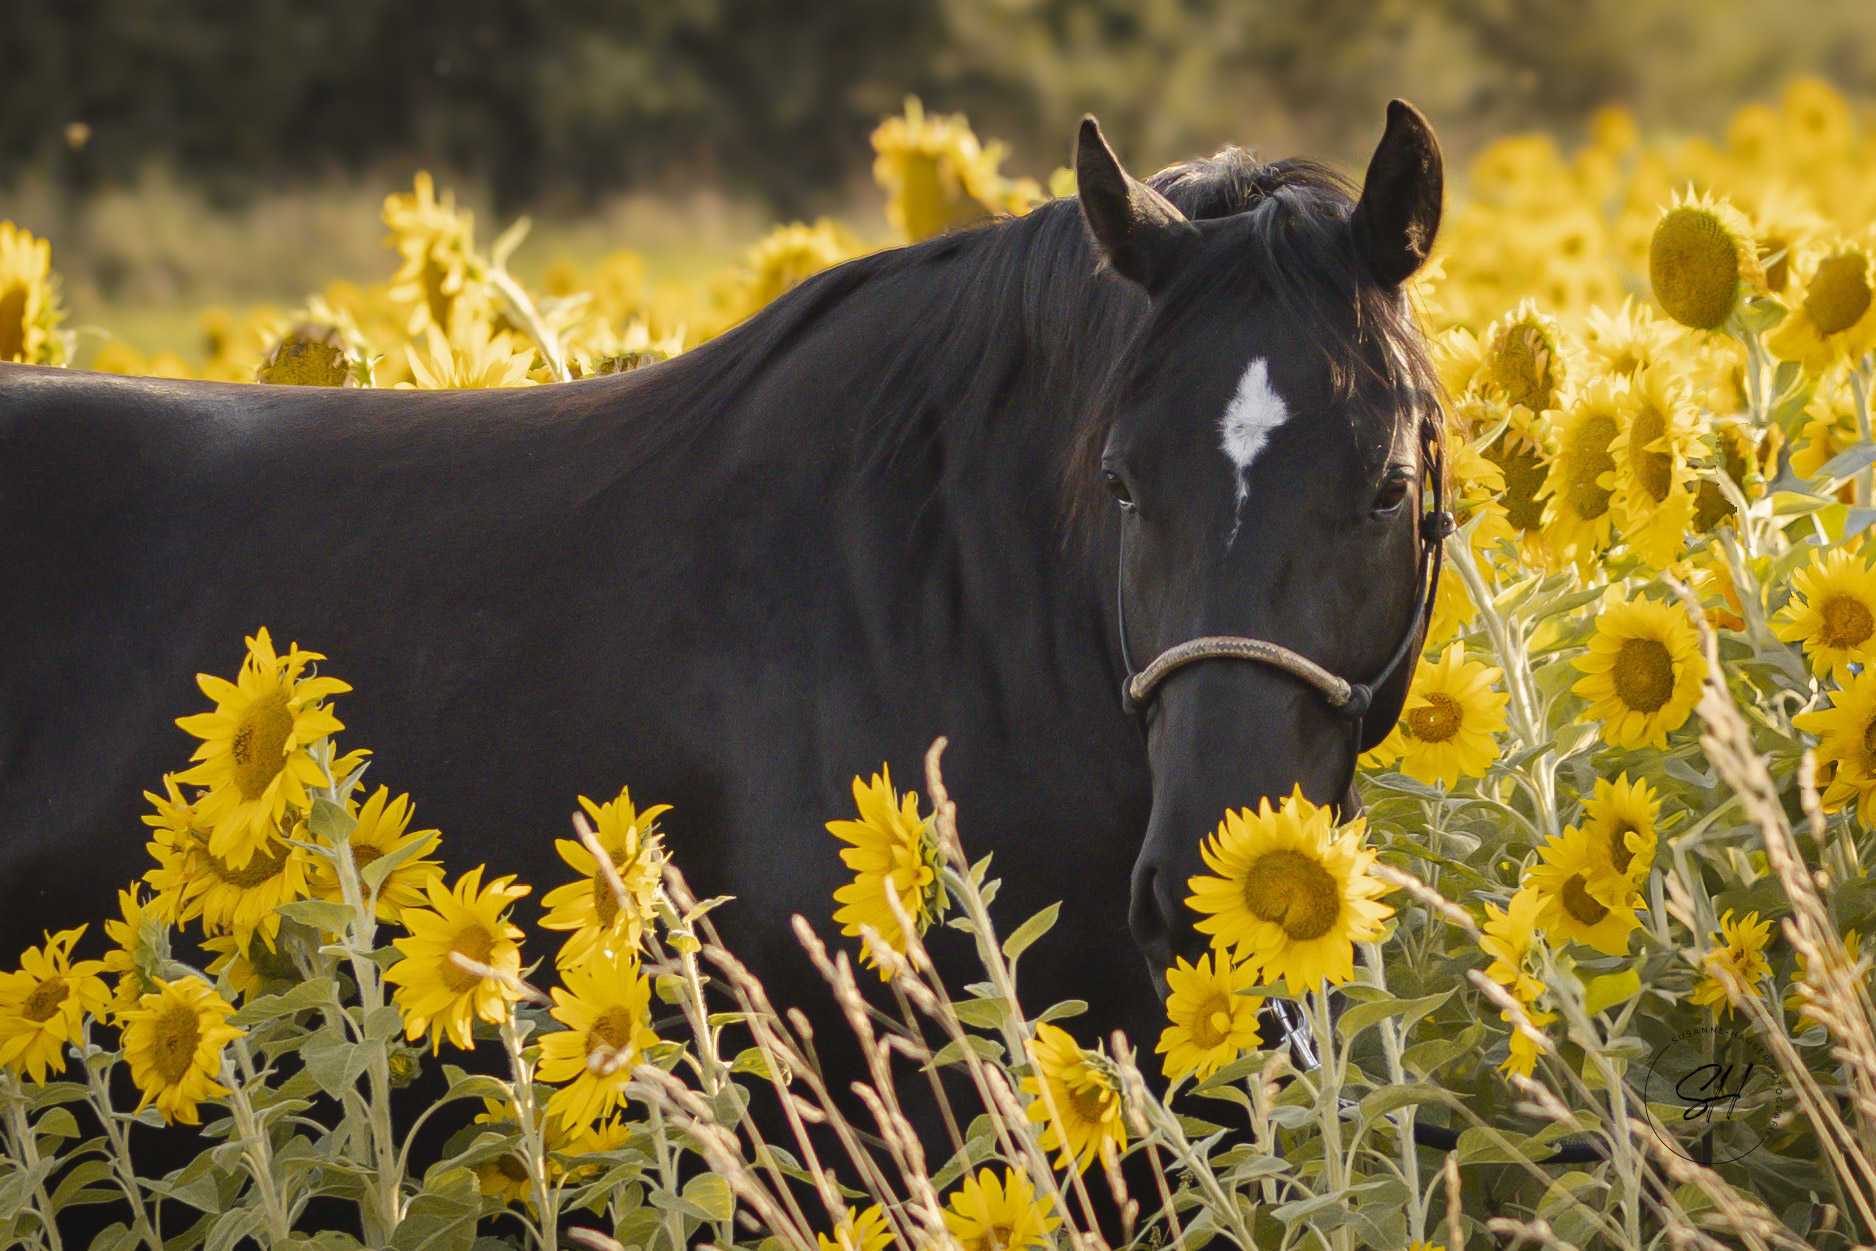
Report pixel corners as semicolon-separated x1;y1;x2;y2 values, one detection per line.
0;103;1444;1157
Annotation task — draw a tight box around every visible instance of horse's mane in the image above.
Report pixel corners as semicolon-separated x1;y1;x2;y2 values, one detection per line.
606;145;1439;537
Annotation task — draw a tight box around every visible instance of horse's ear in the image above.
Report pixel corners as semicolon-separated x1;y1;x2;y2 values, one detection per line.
1350;99;1443;287
1076;116;1194;292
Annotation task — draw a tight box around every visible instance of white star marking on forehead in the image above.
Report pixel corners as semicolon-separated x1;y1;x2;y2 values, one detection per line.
1218;356;1291;547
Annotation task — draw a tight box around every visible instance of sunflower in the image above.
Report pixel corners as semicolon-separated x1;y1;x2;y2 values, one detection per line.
0;221;69;365
1156;950;1263;1081
1786;929;1862;1022
200;934;270;1003
1574;774;1660;908
1539;376;1631;570
1021;1023;1127;1173
172;628;348;871
142;777;214;925
1694;418;1776;533
1790;385;1860;483
942;1168;1059;1251
1480;888;1546;1009
871;97;1042;243
538;948;660;1130
540;786;670;969
1571;594;1707;751
187;824;315;954
0;927;109;1084
1376;642;1508;788
1184;787;1393;995
102;884;169;1023
1447;409;1517;559
829;765;947;978
1477;300;1571;415
120;977;244;1126
310;786;444;922
818;1205;895;1251
1648;189;1767;331
724;219;861;319
1690;910;1776;1020
1581;298;1681;381
384;171;479;334
1611;365;1702;569
1523;827;1643;957
385;866;531;1052
398;320;538;390
1767;242;1876;376
1793;668;1876;827
1773;546;1876;685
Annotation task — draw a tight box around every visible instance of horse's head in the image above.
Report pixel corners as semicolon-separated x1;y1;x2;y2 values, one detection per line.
1079;102;1445;990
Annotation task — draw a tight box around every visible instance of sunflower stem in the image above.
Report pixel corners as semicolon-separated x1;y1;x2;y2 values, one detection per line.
317;740;406;1243
221;1045;293;1245
1362;941;1423;1241
1446;534;1559;842
647;1101;688;1251
1852;358;1873;510
1306;988;1352;1251
80;1032;163;1251
499;1010;560;1251
0;1072;64;1251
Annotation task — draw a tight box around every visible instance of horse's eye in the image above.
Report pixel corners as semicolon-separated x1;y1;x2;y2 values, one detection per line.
1373;474;1410;514
1103;470;1137;510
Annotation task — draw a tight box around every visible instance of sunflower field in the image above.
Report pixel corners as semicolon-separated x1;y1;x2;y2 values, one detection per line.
4;80;1876;1251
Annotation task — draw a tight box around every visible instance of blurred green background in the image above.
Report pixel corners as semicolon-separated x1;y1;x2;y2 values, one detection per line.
4;0;1874;358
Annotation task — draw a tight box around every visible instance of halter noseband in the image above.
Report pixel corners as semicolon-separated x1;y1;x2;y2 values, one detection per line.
1116;419;1454;757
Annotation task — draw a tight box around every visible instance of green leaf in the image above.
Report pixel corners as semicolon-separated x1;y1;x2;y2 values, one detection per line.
274;898;359;934
32;1107;80;1141
307;797;358;846
1336;987;1454;1045
1001;902;1060;961
682;1174;735;1223
205;1207;266;1251
392;1166;483;1251
1034;999;1087;1024
49;1157;116;1211
1583;967;1642;1016
360;831;441;894
949;997;1008;1029
1457;1125;1537;1165
229;977;333;1025
925;1035;1005;1070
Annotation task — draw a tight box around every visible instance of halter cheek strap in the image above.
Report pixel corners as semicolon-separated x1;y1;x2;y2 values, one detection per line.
1116;421;1453;762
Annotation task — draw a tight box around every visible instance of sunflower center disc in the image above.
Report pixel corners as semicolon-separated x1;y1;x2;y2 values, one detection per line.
1243;849;1341;942
445;925;496;992
980;1224;1015;1251
1191;993;1233;1048
153;1002;203;1083
1630;408;1673;503
1861;716;1876;764
1819;594;1875;649
1564;413;1620;521
1612;637;1675;713
1491;325;1553;411
1804;253;1873;336
351;841;385;871
0;283;26;361
230;690;296;801
1486;434;1549;532
1650;207;1741;331
1066;1073;1109;1121
1608;822;1640;873
1407;692;1464;743
217;841;291;889
23;977;68;1023
588;1006;638;1059
591;872;621;929
1562;873;1610;926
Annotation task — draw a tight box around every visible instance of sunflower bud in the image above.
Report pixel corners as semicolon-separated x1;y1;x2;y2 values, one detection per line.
1648;191;1766;331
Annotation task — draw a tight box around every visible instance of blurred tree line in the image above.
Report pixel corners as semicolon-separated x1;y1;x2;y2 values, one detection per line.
5;0;1874;216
